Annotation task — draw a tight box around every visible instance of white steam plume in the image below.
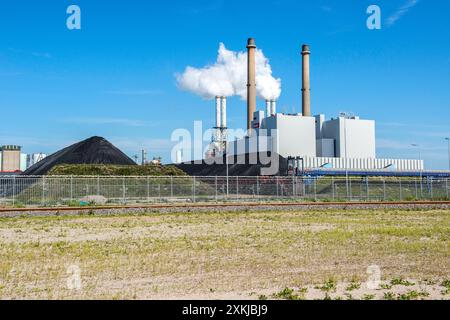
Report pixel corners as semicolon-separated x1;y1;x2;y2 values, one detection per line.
176;43;281;101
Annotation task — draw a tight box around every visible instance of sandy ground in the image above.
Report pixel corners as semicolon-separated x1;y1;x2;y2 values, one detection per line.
0;208;449;300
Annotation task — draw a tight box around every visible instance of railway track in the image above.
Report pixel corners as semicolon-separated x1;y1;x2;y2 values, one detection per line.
1;200;449;213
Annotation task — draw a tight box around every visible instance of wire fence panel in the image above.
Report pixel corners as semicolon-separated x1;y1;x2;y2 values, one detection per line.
0;175;448;207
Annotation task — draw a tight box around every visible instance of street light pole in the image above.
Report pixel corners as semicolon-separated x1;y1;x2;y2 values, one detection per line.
412;144;423;196
445;138;450;171
344;115;350;199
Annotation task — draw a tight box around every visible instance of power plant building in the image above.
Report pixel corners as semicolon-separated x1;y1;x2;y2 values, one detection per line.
221;39;424;172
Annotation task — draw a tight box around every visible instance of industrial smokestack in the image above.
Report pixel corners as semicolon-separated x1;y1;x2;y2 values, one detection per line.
215;96;221;128
301;44;311;117
265;100;271;117
271;100;277;116
247;38;257;131
221;96;227;128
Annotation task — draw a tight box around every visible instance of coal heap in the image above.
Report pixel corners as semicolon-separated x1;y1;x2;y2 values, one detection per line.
176;152;288;176
23;136;136;176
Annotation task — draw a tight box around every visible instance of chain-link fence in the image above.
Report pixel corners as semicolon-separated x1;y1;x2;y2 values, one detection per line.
0;175;448;207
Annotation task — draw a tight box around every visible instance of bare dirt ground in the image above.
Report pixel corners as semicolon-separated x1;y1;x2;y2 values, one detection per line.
0;208;449;300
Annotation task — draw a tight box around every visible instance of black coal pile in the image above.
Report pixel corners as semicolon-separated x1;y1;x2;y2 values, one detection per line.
176;152;288;176
23;136;135;176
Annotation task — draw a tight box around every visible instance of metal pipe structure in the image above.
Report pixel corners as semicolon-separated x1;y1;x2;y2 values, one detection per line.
247;38;257;132
215;96;221;128
265;100;271;117
221;96;227;128
301;44;311;117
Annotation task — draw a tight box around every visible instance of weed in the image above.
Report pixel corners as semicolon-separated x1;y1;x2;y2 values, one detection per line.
362;294;375;300
397;290;429;300
316;278;337;292
346;281;361;291
391;278;415;286
344;293;354;300
380;283;393;290
441;280;450;289
273;287;300;300
258;295;268;300
383;292;395;300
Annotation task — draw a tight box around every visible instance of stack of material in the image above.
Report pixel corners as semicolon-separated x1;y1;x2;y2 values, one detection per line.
23;136;135;176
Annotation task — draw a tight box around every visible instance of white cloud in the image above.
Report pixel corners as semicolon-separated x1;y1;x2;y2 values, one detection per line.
386;0;420;27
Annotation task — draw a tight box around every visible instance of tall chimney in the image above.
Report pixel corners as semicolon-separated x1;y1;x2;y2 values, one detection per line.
301;44;311;117
271;100;277;116
247;38;257;132
215;96;221;128
221;96;227;128
265;100;271;117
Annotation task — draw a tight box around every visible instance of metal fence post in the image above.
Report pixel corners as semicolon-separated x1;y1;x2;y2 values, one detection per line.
420;174;423;199
415;178;418;199
215;176;218;202
171;176;174;199
147;176;150;202
366;177;370;201
314;177;317;201
383;179;386;201
331;177;335;201
399;179;403;201
158;184;161;202
446;178;449;199
12;176;16;206
292;176;295;198
70;175;73;202
42;176;45;206
257;176;260;198
122;177;126;204
430;178;433;199
276;176;279;198
97;176;100;195
348;177;352;201
193;176;196;203
236;176;239;200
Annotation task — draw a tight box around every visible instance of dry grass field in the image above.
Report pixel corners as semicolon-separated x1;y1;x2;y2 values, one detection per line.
0;208;449;300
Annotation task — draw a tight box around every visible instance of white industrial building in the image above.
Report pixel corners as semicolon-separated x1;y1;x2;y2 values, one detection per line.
226;110;423;171
226;110;424;171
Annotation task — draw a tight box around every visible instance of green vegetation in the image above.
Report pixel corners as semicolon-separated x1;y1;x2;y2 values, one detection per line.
47;164;187;176
315;279;337;292
346;281;361;291
397;290;429;300
390;278;415;287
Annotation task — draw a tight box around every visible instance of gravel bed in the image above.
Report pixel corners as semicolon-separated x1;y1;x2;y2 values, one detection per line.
0;203;449;218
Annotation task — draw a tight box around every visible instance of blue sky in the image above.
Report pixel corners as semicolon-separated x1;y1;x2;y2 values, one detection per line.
0;0;449;168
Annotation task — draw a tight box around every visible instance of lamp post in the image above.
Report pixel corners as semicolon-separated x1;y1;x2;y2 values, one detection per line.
340;113;350;199
411;144;421;162
412;144;423;197
445;138;450;170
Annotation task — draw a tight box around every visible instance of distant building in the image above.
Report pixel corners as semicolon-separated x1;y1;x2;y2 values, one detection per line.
20;154;27;172
26;153;47;169
151;157;162;165
226;111;423;172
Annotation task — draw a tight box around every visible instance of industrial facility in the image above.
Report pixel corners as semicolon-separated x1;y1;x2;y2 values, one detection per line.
0;145;47;173
205;39;424;175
